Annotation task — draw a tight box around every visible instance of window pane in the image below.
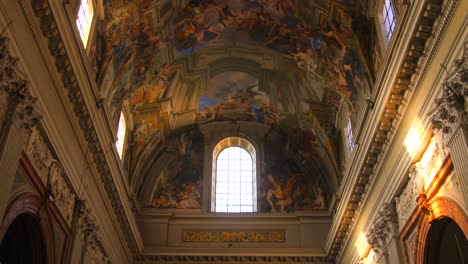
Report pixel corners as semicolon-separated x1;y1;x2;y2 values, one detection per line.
228;206;240;212
116;112;126;159
347;118;354;152
215;146;255;213
383;0;396;40
76;0;94;47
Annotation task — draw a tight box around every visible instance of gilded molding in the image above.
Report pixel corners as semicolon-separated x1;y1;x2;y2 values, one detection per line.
26;127;76;224
25;126;112;262
332;0;459;261
141;255;331;263
24;0;461;262
182;230;286;243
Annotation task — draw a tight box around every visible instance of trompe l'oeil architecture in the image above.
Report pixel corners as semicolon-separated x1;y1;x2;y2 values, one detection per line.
0;0;466;263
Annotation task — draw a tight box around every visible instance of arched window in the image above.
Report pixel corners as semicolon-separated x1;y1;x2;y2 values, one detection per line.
115;112;127;159
76;0;94;47
212;137;256;213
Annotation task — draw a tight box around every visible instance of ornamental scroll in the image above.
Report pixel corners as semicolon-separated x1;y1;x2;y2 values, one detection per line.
182;230;286;243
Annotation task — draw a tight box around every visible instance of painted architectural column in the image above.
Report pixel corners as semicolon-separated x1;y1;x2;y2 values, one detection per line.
431;54;468;205
0;36;41;222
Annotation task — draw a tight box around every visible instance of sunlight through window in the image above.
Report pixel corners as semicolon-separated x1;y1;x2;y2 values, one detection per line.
383;0;396;41
116;112;126;159
347;118;355;153
404;126;423;157
355;232;371;259
76;0;94;47
213;138;256;213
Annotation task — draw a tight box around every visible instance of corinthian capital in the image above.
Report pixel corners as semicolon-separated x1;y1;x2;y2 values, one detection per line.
366;202;399;254
431;53;468;134
0;36;41;130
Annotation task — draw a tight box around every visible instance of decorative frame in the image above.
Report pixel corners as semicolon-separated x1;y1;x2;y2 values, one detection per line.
400;157;468;263
0;192;56;264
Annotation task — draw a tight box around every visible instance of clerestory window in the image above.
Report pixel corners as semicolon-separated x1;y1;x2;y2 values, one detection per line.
212;137;257;213
116;112;127;159
76;0;94;47
382;0;396;42
347;118;355;153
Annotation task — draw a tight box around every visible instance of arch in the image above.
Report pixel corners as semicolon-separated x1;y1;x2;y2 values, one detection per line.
424;217;468;264
0;193;55;264
211;137;257;212
0;213;46;264
415;196;468;264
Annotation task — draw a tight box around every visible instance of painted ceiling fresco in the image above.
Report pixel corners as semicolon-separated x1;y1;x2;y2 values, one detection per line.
146;127;204;209
97;0;173;110
90;0;379;211
174;0;372;108
260;119;336;212
197;72;277;124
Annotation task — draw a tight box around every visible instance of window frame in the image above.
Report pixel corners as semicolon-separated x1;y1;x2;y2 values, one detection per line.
75;0;95;48
115;111;127;160
382;0;396;41
376;0;397;47
347;118;355;153
211;137;257;213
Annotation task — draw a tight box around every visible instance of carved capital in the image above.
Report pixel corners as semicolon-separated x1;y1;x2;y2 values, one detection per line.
431;53;468;134
15;95;41;130
85;242;111;264
71;199;111;263
0;36;41;130
395;165;423;230
366;202;399;254
72;199;95;236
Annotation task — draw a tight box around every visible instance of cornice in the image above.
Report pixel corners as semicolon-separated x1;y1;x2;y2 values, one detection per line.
138;255;332;264
28;0;143;260
22;0;461;263
329;0;459;261
357;10;467;264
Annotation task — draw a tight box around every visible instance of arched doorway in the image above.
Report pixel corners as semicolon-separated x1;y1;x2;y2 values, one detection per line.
425;217;468;264
0;213;46;264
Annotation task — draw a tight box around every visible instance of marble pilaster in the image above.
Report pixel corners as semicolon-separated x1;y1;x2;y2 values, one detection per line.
431;53;468;205
0;36;41;221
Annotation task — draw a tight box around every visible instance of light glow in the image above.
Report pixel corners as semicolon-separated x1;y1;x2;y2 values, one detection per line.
355;232;371;259
215;146;254;213
116;112;126;159
347;118;355;152
404;126;423;157
383;0;396;41
361;249;376;264
76;0;94;47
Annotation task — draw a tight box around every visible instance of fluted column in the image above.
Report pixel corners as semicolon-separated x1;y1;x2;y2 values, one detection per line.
0;36;41;222
447;124;468;203
431;54;468;205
